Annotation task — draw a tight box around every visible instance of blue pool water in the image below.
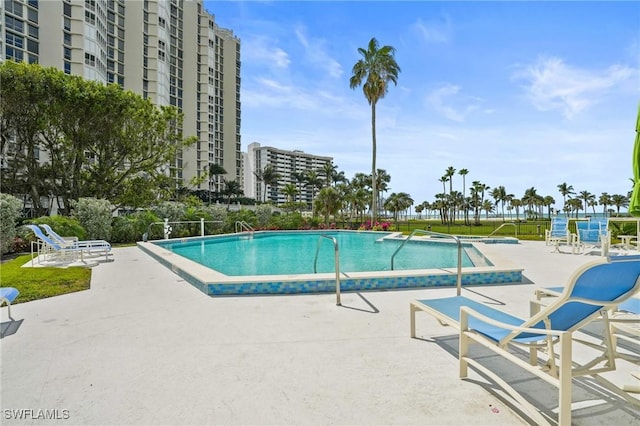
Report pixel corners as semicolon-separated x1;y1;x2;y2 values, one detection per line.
155;231;489;276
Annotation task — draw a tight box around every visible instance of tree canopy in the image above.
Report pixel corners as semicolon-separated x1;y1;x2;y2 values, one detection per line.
0;61;195;214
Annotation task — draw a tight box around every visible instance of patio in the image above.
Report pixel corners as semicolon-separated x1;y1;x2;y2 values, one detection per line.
1;241;639;425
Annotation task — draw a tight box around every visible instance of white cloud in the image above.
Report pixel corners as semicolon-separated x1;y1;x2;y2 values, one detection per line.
242;35;290;69
425;84;482;122
410;16;451;44
512;56;635;118
294;25;343;79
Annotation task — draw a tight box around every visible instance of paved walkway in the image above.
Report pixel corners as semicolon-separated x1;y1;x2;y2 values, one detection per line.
1;241;639;425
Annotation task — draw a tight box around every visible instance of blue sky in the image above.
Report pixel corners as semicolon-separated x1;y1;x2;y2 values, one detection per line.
204;1;639;210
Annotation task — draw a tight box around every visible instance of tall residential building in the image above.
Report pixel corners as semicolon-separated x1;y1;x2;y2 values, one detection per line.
245;142;333;206
0;0;241;193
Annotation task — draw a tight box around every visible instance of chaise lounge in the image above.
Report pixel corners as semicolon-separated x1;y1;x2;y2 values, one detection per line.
410;255;640;425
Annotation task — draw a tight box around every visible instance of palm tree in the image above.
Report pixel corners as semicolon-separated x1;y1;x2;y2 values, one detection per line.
599;193;612;217
384;192;414;229
458;168;469;198
543;195;556;218
481;199;494;219
305;170;324;217
291;171;307;213
557;183;575;216
375;168;391;214
257;164;279;203
281;183;298;214
611;194;629;216
578;190;596;217
222;179;243;209
511;198;523;221
489;186;506;220
314;187;342;224
445;166;456;195
322;162;337;188
207;163;227;204
332;170;347;187
350;37;400;225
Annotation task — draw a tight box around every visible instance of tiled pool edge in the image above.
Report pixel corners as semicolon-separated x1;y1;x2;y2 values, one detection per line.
137;240;524;296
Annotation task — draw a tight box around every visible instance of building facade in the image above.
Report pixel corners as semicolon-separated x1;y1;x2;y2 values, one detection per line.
0;0;240;193
245;142;333;206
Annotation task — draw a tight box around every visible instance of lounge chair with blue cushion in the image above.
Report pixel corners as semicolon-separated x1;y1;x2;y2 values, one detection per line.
1;287;19;320
25;224;111;262
410;255;640;426
545;216;571;252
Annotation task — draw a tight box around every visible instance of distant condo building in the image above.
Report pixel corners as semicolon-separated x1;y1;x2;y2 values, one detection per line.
245;142;333;206
0;0;241;194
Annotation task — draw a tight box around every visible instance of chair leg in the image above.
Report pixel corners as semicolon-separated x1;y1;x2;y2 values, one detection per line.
459;312;469;378
558;332;572;426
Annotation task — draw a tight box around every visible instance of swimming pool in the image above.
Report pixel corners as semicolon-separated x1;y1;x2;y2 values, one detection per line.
158;231;483;276
138;230;524;296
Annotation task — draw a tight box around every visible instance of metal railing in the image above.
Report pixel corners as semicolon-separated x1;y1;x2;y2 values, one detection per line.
313;235;341;306
235;221;255;233
391;230;464;296
488;222;518;238
144;218;223;241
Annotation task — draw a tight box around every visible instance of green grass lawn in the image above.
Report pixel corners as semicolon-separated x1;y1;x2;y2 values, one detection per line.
0;254;92;303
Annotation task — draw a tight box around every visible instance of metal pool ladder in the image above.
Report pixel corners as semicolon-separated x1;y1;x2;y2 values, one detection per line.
235;221;254;233
391;230;464;296
313;235;341;306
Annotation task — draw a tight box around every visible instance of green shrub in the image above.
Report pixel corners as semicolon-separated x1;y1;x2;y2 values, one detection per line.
111;210;162;243
71;198;113;240
271;212;305;230
152;201;185;222
254;205;273;229
0;193;23;254
30;215;87;240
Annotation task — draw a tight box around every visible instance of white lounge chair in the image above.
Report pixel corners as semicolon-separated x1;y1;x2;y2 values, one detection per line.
0;287;19;320
25;224;111;262
545;217;571;252
410;255;640;425
574;218;610;255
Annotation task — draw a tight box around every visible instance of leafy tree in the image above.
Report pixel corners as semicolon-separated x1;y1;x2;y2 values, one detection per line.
350;37;400;224
0;61;195;212
0;193;23;254
578;190;596;217
71;198;113;240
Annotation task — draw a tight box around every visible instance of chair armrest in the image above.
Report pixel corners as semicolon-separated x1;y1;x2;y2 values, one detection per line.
460;306;566;338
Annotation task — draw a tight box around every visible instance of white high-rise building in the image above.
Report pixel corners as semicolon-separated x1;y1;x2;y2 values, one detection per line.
0;0;241;192
245;142;333;206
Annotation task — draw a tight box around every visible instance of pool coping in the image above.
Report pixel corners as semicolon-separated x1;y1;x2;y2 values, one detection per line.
137;230;525;296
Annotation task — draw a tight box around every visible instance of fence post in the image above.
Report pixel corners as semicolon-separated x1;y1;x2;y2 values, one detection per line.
163;218;171;240
201;218;205;237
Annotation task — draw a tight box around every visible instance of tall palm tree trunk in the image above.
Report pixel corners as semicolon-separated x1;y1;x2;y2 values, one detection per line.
371;102;377;225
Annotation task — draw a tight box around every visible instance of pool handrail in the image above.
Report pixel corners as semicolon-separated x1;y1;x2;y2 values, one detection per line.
313;235;341;306
235;221;255;233
391;230;463;296
488;222;518;238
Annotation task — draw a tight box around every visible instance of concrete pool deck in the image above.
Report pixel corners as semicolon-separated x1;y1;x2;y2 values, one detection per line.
1;240;639;425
